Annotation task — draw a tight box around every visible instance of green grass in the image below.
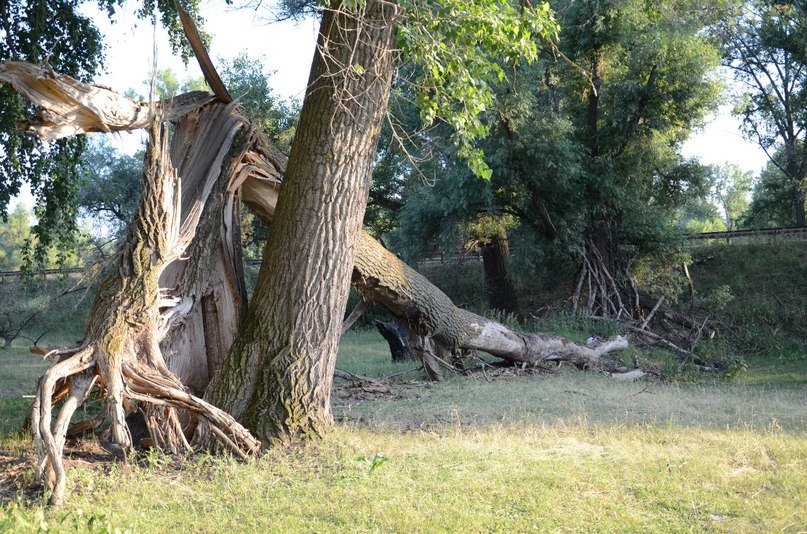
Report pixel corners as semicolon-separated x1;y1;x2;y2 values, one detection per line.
6;425;806;532
336;330;427;379
689;241;807;361
0;346;50;438
2;329;805;532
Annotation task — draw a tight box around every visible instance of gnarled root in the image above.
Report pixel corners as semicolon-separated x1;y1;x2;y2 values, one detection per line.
31;347;95;506
32;340;260;506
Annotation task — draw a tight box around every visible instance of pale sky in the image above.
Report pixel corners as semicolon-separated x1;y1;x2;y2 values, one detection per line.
9;1;769;209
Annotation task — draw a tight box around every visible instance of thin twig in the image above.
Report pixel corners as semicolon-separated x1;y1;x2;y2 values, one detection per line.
640;295;664;330
382;366;423;380
334;368;382;385
341;298;369;334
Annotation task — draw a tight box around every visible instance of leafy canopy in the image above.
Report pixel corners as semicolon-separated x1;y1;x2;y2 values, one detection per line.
397;0;559;178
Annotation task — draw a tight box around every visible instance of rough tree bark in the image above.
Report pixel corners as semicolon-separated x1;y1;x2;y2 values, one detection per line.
32;114;260;504
12;91;262;505
479;233;520;316
204;0;401;443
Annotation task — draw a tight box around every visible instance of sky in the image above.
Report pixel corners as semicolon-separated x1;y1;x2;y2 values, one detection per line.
9;0;769;209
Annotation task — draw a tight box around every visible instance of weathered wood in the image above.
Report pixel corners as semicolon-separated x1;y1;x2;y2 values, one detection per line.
0;61;213;140
26;105;261;506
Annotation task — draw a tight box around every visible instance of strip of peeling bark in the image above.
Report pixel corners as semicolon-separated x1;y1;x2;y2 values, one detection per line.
1;61;628;374
0;61;214;140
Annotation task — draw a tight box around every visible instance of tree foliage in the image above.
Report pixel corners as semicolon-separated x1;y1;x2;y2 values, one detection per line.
383;0;722;299
219;53;299;152
397;0;558;177
709;163;753;232
743;146;807;227
719;0;807;225
75;141;143;234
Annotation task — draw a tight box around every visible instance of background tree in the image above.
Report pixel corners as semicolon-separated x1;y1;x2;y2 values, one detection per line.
678;196;728;233
0;204;32;271
75;141;143;235
743;147;807;227
382;0;722;319
719;0;807;226
220;53;299;153
710;164;753;232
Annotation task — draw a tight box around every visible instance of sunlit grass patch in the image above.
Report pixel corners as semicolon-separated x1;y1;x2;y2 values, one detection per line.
2;329;805;532
4;423;804;532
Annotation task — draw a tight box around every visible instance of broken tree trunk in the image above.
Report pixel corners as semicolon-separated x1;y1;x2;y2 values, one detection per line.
2;60;629;383
26;103;261;506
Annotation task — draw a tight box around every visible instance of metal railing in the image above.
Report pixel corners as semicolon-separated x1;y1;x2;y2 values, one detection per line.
685;226;807;242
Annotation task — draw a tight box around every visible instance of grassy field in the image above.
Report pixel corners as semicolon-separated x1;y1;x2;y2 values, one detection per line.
1;329;806;532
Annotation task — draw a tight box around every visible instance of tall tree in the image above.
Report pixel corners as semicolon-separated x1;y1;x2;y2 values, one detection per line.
719;0;807;226
387;0;722;318
743;146;807;227
205;0;401;442
710;164;753;232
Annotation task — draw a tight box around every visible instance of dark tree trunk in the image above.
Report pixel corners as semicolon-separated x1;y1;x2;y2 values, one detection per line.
796;187;806;227
480;234;520;316
375;320;418;362
784;143;806;227
585;46;603;158
204;0;400;444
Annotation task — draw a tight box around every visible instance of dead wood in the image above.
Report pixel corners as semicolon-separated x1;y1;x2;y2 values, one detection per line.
341;299;369;334
22;105;260;506
0;61;213;140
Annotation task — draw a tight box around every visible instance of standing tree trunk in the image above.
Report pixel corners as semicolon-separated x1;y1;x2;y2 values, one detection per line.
480;233;519;316
204;0;400;444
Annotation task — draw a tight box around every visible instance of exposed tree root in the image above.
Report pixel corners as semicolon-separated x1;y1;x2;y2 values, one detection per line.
31;341;260;505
